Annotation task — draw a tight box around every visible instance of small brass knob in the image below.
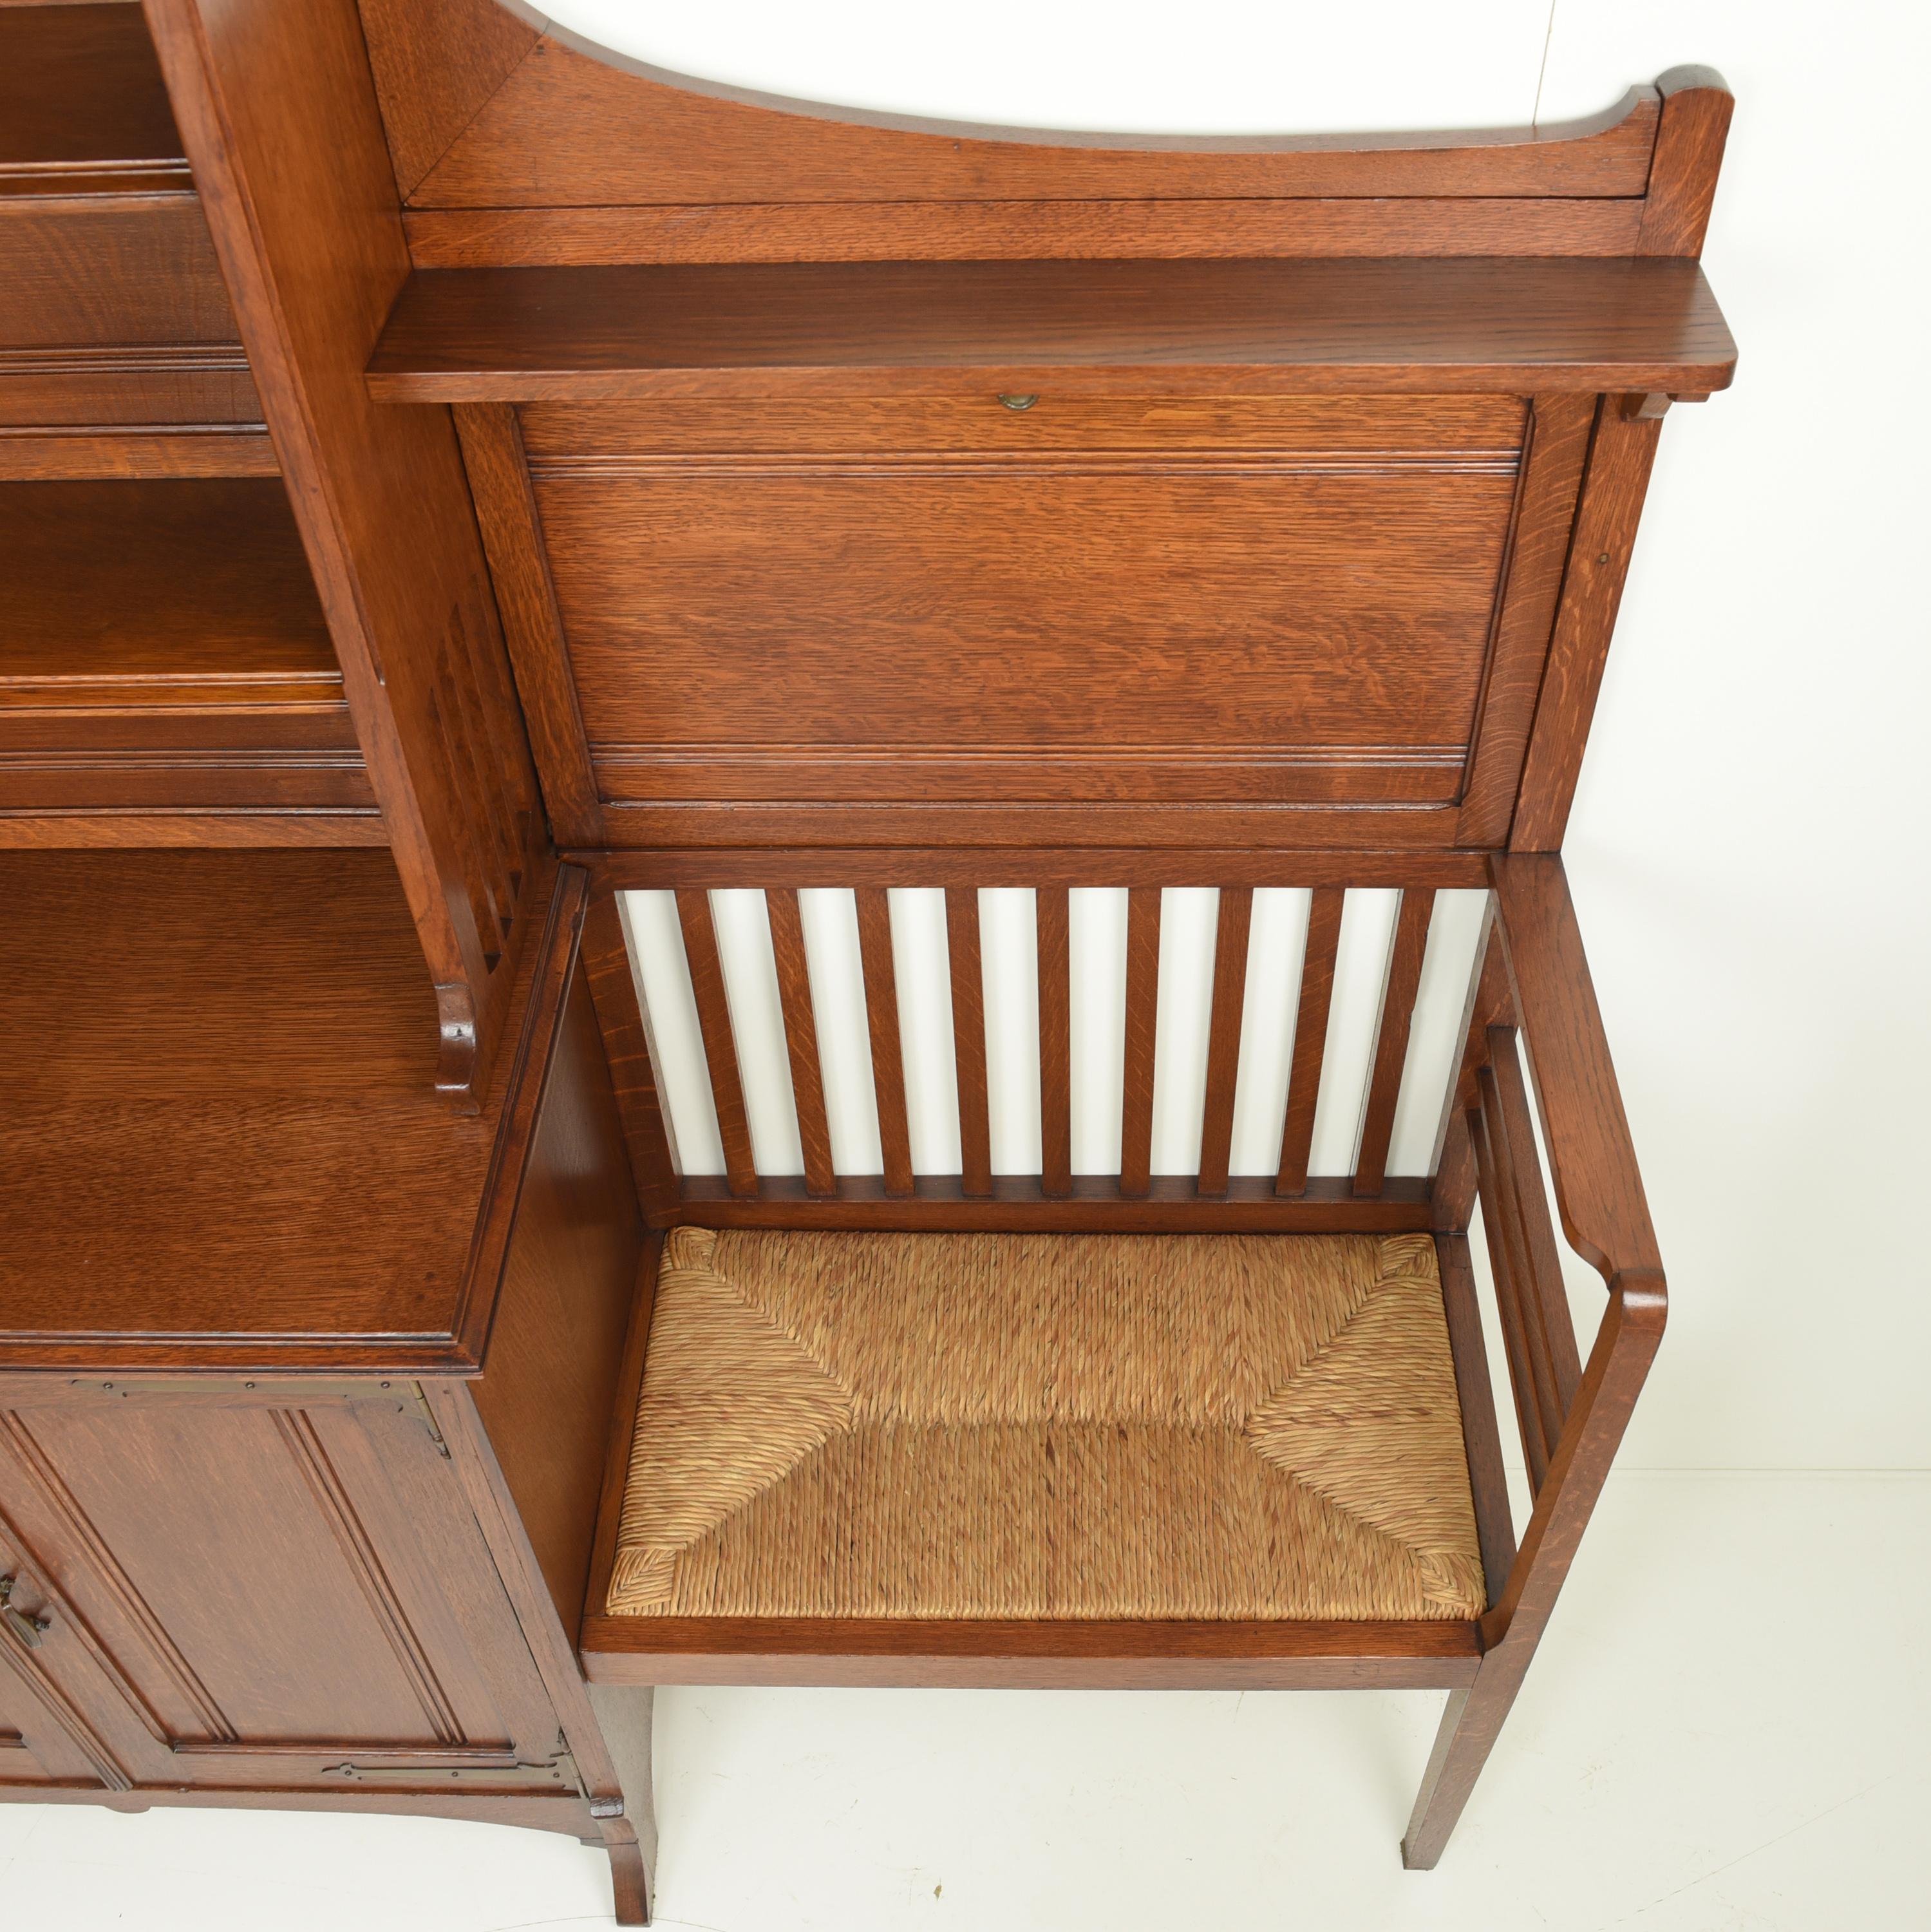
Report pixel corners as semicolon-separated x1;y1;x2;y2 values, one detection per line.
997;393;1039;412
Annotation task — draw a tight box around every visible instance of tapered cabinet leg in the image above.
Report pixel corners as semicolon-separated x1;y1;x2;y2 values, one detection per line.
588;1682;657;1922
605;1835;650;1926
1402;1652;1529;1869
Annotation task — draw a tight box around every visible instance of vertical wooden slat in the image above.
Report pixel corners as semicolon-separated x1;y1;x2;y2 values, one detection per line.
1467;1082;1560;1468
1477;1060;1566;1454
1036;885;1072;1197
1469;1099;1552;1492
1435;1231;1518;1609
945;886;992;1197
1426;898;1499;1217
1276;886;1344;1197
1353;886;1437;1196
674;888;757;1200
1487;1029;1585;1414
766;887;835;1198
855;886;914;1197
1118;887;1161;1197
1196;886;1252;1197
578;891;681;1224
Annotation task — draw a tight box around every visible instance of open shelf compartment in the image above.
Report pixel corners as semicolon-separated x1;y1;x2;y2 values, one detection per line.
0;3;263;458
0;477;375;833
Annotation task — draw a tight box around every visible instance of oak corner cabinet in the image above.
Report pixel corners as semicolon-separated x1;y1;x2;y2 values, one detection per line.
0;0;1735;1921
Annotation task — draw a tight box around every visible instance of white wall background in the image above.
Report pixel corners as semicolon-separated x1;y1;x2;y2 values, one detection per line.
565;0;1931;1476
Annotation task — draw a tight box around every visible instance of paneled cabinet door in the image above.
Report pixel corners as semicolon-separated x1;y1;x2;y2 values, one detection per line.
0;1383;574;1801
0;1516;129;1792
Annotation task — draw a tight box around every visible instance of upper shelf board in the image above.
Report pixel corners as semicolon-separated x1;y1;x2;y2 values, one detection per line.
366;256;1736;402
0;3;189;194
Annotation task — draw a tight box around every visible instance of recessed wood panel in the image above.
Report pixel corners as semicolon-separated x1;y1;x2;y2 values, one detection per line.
0;1390;570;1794
529;402;1523;812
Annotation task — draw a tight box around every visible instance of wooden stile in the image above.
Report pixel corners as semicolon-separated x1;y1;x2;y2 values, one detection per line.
579;889;681;1222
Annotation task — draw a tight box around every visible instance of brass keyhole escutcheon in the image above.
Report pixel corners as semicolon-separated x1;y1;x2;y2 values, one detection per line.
997;393;1039;411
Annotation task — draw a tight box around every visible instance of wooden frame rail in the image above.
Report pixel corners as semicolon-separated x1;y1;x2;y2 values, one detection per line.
1406;851;1666;1866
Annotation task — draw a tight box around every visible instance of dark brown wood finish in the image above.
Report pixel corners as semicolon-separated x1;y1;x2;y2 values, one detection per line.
1469;1089;1558;1488
0;478;371;827
398;35;1663;210
585;848;1493;891
1637;68;1735;256
673;888;757;1200
1489;855;1663;1277
2;19;1721;1903
855;886;915;1197
1487;1030;1584;1412
577;889;681;1224
0;6;263;453
677;1172;1433;1234
369;258;1734;402
1196;884;1252;1197
767;887;836;1198
0;426;276;478
451;401;602;846
945;886;993;1198
581;1615;1480;1692
1455;395;1596;842
1276;887;1344;1195
1119;887;1162;1196
0;849;511;1372
1036;884;1073;1198
0;5;183;193
1433;1233;1516;1609
1353;886;1435;1195
1511;408;1664;851
144;0;545;1105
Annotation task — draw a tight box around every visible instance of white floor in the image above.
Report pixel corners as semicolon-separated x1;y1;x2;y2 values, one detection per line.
3;1472;1924;1932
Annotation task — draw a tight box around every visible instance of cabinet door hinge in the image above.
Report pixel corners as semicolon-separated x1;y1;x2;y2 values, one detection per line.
403;1381;451;1457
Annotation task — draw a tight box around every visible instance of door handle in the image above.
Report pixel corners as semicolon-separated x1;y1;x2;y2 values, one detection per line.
0;1576;49;1649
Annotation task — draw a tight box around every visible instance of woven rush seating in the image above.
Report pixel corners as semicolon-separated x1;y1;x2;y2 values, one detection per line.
608;1227;1485;1624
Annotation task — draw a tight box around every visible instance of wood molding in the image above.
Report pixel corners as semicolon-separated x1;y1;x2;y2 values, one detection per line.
580;1613;1482;1690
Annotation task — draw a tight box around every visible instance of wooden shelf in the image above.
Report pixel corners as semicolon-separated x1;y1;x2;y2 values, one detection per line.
0;849;554;1372
0;5;261;448
367;257;1736;402
0;2;187;194
0;478;372;825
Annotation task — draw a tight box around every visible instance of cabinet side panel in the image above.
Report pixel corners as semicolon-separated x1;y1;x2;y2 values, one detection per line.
472;955;646;1637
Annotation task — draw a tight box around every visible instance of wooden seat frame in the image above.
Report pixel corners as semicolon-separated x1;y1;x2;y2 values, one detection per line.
0;0;1733;1919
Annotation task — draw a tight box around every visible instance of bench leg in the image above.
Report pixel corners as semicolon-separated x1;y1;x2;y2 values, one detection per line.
1402;1650;1529;1869
587;1683;658;1923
